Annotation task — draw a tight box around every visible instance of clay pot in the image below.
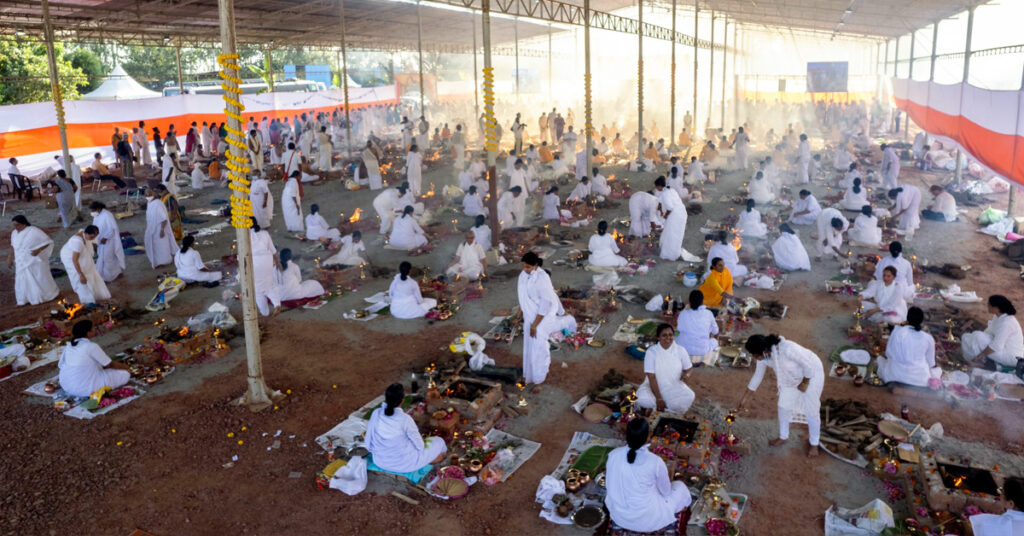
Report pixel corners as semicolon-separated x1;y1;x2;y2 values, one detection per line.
468;459;484;473
834;364;848;376
565;477;581;493
556;502;573;517
43;382;57;394
853;375;865;387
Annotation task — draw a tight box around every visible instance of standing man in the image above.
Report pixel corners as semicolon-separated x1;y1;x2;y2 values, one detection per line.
548;108;558;146
538;112;549;145
683;110;692;133
739;334;825;457
247;129;264;177
880;143;901;190
732;126;750;170
90;201;125;282
138;121;153;167
796;133;811;184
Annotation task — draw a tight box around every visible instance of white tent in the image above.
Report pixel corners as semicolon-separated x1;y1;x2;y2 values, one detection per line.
81;65;161;101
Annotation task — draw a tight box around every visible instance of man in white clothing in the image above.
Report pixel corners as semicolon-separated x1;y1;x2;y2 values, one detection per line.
922;185;957;222
880;143;901;189
247;129;264;175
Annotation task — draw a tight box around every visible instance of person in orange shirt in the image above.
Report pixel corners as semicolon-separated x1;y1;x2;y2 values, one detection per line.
699;257;733;307
677;129;691;148
643;142;661;165
538;142;554;163
207;160;222;181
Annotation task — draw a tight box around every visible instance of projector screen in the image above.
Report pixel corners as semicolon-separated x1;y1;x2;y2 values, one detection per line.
806;62;849;93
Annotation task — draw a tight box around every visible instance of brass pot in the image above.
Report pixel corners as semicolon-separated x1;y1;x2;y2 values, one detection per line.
565;477;581;493
468;459;484;473
853;375;865;387
834;364;848;376
577;471;590;486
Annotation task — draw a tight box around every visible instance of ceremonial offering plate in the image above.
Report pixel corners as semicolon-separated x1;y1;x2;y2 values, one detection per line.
432;477;469;499
582;403;613;423
571;506;605;529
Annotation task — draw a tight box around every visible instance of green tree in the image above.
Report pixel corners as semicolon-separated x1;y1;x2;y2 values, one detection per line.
121;46;209;90
68;48;104;93
0;39;86;105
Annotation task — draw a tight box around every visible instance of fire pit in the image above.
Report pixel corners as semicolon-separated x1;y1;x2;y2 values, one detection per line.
920;453;1012;513
30;300;119;341
649;413;713;463
155;325;229;362
336;208;376;235
427;376;503;422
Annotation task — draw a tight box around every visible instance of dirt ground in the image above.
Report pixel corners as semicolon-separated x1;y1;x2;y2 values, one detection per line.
2;138;1024;536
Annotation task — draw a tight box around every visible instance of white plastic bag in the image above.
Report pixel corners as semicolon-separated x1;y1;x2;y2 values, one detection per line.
329;456;368;496
469;351;495;371
645;294;664;312
824;499;894;536
535;475;565;503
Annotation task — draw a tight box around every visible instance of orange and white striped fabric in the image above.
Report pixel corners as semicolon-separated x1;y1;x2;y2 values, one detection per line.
893;78;1024;185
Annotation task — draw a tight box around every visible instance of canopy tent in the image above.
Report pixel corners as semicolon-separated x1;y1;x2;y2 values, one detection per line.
81;65;161;100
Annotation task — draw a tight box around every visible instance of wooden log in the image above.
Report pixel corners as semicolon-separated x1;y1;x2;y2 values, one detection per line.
391;491;420;505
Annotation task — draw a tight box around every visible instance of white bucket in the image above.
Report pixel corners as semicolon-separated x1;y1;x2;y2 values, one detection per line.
683;272;698;287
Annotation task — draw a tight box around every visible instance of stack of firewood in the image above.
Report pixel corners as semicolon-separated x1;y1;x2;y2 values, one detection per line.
819;399;883;460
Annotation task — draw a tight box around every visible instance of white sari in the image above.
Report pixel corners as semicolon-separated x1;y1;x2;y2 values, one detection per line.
60;234;111;304
636;342;695;414
93;209;125;282
518;268;561;384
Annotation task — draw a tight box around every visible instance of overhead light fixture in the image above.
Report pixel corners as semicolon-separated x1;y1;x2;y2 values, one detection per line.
163;35;171;42
844;9;853;15
15;30;26;36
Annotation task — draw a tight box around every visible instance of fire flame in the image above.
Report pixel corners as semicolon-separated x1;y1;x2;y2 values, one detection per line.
607;174;616;181
178;326;189;337
731;234;742;251
349;208;362;223
422;183;436;198
611;229;622;242
379;162;392;174
64;302;84;319
952;475;966;488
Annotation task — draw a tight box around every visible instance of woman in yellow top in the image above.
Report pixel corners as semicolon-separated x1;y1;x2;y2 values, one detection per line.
699;257;733;307
643;142;662;164
538;142;554;163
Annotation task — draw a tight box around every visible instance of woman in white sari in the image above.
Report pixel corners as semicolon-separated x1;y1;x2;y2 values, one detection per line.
878;307;940;386
405;144;423;195
367;383;447;473
389;206;428;250
588;221;627;267
276;248;325;302
675;291;720;360
739;334;825;456
962;295;1024;368
840;177;868;211
60;226;111;304
636;323;695;413
9;215;59;306
304;204;341;243
771;224;811;271
706;231;747;277
542;186;561;221
518;252;561;386
462;185;485;217
174;235;222;284
58;320;130;397
323;231;366;267
281;171;303;233
888;186;922;238
472;215;492;251
144;189;177;269
849;205;882;246
736;199;768;238
445;232;487;280
605;419;692;533
250;219;281;317
860;266;909;324
654;176;687;260
747;170;775;205
388;261;436;319
90;202;124;282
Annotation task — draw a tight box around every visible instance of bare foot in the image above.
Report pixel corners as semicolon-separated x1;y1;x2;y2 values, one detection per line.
530;385;542;394
271;306;281;317
768;437;786;447
807;445;820;457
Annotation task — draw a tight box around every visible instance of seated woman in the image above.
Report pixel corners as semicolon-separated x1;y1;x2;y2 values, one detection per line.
57;320;131;397
305;204;341;243
748;170;775;205
675;290;719;362
962;295;1024;369
636;324;694;413
322;231;366;267
175;235;222;284
542;186;561;221
276;248;325;303
840;177;868;211
849;205;882;246
366;383;448;474
736;199;768;238
566;176;591;204
471;214;492;251
462;185;485;217
860;266;909;324
389;205;428;250
699;257;733;308
666;167;689;202
605;418;692;533
772;224;811;271
588;220;627;267
816;217;847;261
445;232;487;280
388;261;436;319
707;231;747;277
877;307;940;387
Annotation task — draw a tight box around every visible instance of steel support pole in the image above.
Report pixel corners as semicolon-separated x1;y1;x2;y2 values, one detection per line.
884;40;890;77
514;16;520;105
720;19;727;129
905;33;915;139
692;1;699;138
40;0;72;181
584;0;592;178
894;39;900;78
417;0;425;116
707;12;714;131
954;7;975;186
733;25;739;126
175;45;185;95
482;0;499;236
637;0;644;159
339;0;352;158
217;0;276;411
547;25;553;102
473;14;480;122
265;46;275;92
929;22;939;81
1010;67;1024;217
670;0;676;149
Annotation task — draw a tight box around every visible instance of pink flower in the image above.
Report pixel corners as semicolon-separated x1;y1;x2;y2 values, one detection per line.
915;506;929;518
964;505;982;517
